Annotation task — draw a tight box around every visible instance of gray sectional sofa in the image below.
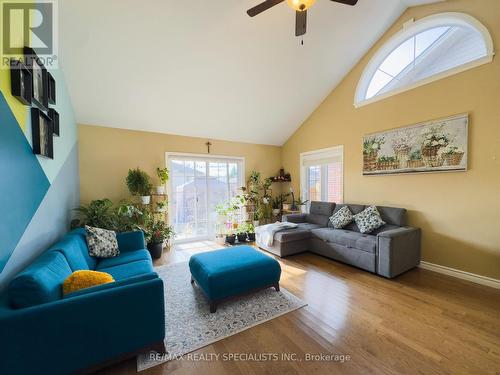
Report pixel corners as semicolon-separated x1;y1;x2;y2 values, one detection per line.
257;202;421;278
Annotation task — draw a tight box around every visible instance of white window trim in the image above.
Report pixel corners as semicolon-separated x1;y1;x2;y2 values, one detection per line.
300;145;344;210
354;12;495;108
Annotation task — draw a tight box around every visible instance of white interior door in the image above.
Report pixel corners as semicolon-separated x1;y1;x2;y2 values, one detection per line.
167;154;244;242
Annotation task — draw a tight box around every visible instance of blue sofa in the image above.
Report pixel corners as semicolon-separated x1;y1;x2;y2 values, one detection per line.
0;229;165;375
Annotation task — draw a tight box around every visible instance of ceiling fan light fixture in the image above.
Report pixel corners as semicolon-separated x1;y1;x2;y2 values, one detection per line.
286;0;316;12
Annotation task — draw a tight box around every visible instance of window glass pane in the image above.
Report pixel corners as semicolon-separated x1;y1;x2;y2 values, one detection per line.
379;37;414;77
415;26;450;56
326;163;343;203
308;166;321;202
366;70;393;99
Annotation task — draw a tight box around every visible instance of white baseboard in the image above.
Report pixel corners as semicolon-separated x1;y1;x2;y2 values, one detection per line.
419;261;500;290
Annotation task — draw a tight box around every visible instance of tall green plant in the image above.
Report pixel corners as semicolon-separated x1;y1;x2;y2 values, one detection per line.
72;199;115;229
126;168;153;196
156;167;169;184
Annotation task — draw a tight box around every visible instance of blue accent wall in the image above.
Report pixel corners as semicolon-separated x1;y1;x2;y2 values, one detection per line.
0;66;79;290
0;94;51;271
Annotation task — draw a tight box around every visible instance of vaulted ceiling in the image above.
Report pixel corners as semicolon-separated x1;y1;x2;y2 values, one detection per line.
60;0;441;146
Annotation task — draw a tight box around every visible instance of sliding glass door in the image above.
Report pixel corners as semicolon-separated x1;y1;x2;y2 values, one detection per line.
167;154;244;242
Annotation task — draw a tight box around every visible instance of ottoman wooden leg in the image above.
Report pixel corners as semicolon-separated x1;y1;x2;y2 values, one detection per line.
210;302;217;313
274;283;280;292
190;276;195;284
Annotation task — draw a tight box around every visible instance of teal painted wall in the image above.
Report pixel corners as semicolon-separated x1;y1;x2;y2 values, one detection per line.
0;64;79;290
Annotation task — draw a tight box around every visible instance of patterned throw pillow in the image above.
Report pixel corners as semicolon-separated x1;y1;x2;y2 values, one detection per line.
329;206;353;229
353;206;386;234
85;226;119;258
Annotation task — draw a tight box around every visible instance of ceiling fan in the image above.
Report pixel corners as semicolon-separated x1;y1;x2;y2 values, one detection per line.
247;0;358;37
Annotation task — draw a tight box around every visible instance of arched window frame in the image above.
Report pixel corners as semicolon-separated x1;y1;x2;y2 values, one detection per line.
354;12;495;108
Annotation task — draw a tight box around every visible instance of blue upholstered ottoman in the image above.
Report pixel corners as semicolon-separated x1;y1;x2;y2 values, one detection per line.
189;246;281;312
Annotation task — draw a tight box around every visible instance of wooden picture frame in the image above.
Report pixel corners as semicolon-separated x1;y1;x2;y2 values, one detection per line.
31;108;54;159
10;59;32;105
48;108;60;136
24;47;49;111
48;72;56;104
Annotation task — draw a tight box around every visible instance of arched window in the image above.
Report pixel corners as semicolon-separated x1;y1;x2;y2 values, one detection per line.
355;13;494;107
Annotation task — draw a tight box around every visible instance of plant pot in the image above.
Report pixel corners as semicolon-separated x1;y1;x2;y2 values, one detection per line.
253;220;260;228
363;152;378;171
237;233;247;243
443;152;464;166
247;232;256;242
226;234;236;245
147;242;163;259
272;209;281;216
282;204;291;211
140;195;151;205
156;186;165;195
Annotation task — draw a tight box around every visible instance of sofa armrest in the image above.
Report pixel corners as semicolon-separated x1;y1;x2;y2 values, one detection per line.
116;230;146;252
377;227;421;278
282;214;307;223
0;277;165;375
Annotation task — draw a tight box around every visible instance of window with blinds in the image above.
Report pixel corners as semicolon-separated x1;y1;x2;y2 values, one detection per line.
300;146;344;206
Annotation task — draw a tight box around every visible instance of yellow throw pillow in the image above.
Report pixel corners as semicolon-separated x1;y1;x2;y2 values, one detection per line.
63;270;114;296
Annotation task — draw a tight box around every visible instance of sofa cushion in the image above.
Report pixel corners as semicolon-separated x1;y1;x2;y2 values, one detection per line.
97;260;154;281
275;229;311;243
49;230;94;271
96;249;152;269
377;206;407;226
330;204;366;231
8;251;72;308
311;228;377;253
329;206;353;229
353;206;386;234
62;270;115;296
86;226;120;258
310;201;336;216
370;224;400;235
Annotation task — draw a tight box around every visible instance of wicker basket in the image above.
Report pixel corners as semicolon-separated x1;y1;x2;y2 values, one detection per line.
423;156;444;168
377;161;399;170
363;153;378;171
443;152;464;166
422;145;442;157
394;147;410;169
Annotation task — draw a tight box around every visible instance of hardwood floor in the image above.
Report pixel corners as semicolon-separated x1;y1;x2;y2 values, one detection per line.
99;242;500;375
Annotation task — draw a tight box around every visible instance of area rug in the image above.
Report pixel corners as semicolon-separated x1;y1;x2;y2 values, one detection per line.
137;261;306;371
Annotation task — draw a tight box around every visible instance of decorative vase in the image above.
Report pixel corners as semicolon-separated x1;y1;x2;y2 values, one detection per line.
363;152;378;171
140;195;151;204
147;242;163;259
156;186;165;195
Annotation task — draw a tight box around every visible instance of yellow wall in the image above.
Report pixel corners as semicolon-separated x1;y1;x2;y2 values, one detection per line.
282;0;500;279
79;125;283;204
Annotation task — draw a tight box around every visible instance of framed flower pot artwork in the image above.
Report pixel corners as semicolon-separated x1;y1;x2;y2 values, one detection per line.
363;114;468;176
10;59;32;105
31;108;54;159
24;47;49;111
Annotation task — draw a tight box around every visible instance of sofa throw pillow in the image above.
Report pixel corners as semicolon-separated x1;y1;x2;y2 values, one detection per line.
85;226;119;258
353;206;386;234
63;270;115;296
329;206;353;229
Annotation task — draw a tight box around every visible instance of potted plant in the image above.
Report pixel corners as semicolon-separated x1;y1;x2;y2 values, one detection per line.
126;168;153;204
242;222;256;241
72;199;115;230
156;200;167;212
236;225;248;243
156;167;169;195
226;228;236;245
407;149;424;168
392;132;413;169
363;136;385;171
144;219;174;259
252;209;261;228
421;125;449;167
271;196;282;216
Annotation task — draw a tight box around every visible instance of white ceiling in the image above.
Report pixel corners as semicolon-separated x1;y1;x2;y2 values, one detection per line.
60;0;441;146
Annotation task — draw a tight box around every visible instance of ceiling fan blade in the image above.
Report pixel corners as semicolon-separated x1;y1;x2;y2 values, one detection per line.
330;0;358;5
295;10;307;37
247;0;285;17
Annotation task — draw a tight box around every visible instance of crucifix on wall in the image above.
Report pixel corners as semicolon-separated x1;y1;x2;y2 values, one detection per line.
205;141;212;154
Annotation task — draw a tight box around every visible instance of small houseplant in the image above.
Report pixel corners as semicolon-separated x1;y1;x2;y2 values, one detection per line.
241;222;255;241
156;167;169;195
144;219;174;259
156;200;167;212
236;225;248;243
71;199;115;230
271;196;282;216
126;168;153;204
225;225;236;245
